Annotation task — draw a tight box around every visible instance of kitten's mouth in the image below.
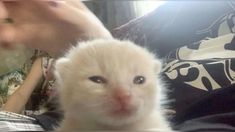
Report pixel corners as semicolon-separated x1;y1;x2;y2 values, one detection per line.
109;106;137;117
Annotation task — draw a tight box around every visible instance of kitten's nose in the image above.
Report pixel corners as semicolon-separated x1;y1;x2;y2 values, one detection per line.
114;89;131;108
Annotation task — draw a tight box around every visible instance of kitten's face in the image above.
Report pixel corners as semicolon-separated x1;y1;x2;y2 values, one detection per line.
55;39;162;127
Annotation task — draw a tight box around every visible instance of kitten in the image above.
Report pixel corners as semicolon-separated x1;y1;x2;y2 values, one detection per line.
54;39;173;131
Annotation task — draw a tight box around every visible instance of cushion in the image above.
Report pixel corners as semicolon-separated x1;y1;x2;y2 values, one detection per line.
163;33;235;119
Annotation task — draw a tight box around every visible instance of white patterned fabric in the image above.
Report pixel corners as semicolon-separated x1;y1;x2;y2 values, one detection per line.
0;111;44;131
163;33;235;114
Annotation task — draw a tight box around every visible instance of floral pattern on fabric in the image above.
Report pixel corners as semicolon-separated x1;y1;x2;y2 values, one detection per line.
0;49;56;115
0;70;26;108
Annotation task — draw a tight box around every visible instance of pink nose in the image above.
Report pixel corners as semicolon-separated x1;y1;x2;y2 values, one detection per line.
114;89;131;108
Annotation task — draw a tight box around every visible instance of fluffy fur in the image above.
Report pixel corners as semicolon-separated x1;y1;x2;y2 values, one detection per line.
54;39;173;131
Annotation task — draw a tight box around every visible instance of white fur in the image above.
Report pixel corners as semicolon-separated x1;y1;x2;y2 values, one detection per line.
54;39;173;131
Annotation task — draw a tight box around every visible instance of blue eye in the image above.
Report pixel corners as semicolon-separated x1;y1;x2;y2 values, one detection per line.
133;76;145;84
89;76;107;84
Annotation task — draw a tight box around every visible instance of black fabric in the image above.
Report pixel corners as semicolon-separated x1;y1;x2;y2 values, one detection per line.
174;112;235;132
32;111;63;131
31;95;64;131
173;84;235;125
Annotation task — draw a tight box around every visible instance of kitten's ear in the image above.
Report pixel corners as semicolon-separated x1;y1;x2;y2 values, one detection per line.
154;59;162;74
54;58;70;78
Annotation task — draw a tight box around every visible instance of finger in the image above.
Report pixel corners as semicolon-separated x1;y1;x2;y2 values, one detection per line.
47;1;90;26
65;0;89;10
41;0;87;11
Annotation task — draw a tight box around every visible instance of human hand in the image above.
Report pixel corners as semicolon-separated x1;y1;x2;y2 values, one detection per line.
47;0;112;39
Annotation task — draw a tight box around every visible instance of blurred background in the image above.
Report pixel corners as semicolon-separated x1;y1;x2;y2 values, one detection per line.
85;1;165;30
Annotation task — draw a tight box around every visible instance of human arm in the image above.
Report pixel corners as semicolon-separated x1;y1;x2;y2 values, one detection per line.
3;57;43;114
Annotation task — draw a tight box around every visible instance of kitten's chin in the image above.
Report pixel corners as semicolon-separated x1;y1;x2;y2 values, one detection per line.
94;100;149;127
96;107;144;127
109;105;137;118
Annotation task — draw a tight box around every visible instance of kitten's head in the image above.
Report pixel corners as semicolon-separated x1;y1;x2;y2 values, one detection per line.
55;39;162;127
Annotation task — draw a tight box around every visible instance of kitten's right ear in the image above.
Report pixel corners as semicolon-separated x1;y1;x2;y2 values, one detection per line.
54;58;70;78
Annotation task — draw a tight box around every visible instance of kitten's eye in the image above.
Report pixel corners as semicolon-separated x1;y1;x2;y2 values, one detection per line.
89;76;107;84
133;76;145;84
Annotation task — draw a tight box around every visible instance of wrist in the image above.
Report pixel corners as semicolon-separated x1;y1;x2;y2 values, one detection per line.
31;57;43;76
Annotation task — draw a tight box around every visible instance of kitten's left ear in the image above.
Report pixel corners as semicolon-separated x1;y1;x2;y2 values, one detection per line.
154;59;162;74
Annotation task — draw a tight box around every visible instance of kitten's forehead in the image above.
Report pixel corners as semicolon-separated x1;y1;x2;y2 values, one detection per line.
76;40;156;67
66;39;158;81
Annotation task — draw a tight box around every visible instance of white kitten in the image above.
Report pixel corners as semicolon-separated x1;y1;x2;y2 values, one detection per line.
54;39;173;131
